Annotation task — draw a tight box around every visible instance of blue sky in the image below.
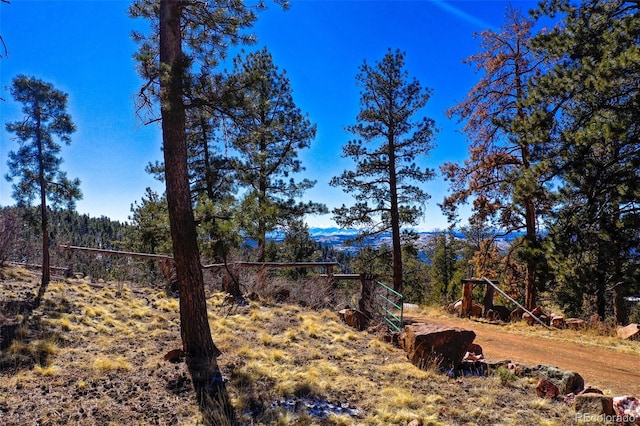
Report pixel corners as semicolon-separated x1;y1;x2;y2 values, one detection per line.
0;0;542;230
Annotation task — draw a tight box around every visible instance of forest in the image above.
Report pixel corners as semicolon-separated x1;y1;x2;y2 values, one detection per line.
2;0;638;321
1;1;640;423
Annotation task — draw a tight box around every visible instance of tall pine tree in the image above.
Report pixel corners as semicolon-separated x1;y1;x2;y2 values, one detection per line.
532;0;640;322
5;75;81;306
442;7;553;310
331;49;436;293
129;0;276;421
228;47;325;262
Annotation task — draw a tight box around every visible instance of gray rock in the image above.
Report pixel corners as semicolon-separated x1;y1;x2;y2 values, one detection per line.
535;365;584;395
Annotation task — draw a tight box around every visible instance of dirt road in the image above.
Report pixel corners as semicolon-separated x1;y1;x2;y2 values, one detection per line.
404;313;640;396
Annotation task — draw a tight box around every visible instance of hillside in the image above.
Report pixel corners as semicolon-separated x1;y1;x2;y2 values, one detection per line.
1;267;583;425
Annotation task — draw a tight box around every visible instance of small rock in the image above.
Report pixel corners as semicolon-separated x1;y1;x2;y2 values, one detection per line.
536;378;559;399
565;318;587;330
523;306;546;326
338;308;369;331
163;349;186;363
550;315;565;328
573;394;615;417
451;300;483;317
407;420;422;426
579;387;604;395
487;305;511;322
510;307;525;322
616;323;640;340
536;365;584;395
613;395;640;423
467;343;483;355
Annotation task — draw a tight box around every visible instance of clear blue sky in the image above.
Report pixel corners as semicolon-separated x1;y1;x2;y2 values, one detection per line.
1;0;542;230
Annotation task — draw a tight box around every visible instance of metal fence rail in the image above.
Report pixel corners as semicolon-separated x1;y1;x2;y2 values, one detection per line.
374;280;404;332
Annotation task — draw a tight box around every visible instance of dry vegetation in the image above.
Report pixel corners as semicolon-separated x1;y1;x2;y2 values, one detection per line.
0;267;584;425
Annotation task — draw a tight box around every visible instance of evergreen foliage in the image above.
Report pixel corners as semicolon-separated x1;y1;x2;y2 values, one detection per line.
5;75;82;303
425;231;466;303
530;0;640;322
0;206;129;280
227;48;326;262
331;49;437;293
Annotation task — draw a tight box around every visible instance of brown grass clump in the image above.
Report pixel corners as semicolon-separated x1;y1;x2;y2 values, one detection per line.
0;267;580;425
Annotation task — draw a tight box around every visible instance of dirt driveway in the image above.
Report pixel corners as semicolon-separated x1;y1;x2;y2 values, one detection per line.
404;313;640;396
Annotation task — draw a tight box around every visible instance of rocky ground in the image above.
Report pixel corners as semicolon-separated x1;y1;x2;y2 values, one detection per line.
403;312;640;397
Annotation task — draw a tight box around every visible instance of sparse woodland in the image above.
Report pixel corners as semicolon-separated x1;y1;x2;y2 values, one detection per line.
2;0;640;424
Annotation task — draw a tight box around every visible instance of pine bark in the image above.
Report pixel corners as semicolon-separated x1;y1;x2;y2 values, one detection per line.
159;1;235;423
35;103;50;306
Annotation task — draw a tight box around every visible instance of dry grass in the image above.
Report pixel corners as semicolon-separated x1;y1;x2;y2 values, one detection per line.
0;267;581;425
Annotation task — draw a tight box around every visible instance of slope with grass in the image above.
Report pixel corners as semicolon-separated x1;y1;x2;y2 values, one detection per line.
1;268;580;425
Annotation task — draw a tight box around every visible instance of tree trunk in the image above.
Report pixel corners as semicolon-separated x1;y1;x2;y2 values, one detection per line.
523;198;537;311
613;287;628;325
159;1;235;423
35;189;50;307
390;218;403;294
524;259;536;311
35;103;50;307
388;133;403;294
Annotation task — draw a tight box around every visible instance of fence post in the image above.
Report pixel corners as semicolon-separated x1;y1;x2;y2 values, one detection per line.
461;279;474;318
359;274;375;318
482;282;495;316
325;264;335;288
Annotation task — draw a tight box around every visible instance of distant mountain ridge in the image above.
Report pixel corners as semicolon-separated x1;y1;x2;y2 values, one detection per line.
303;227;525;253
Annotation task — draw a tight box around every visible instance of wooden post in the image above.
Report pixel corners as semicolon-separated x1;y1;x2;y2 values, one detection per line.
482;283;495;317
325;264;335;288
461;279;474;318
359;274;375;317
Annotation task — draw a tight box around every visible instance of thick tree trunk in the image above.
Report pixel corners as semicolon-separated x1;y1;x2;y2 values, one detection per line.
388;142;403;294
522;161;537;311
35;105;50;307
159;1;235;423
35;191;50;307
613;286;628;325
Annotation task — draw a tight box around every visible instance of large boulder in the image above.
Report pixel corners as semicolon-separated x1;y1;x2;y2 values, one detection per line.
617;323;640;340
535;365;584;395
398;323;476;370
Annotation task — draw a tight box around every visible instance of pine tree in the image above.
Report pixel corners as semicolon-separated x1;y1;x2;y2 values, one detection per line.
125;187;171;255
228;47;326;262
5;75;81;306
532;0;640;322
129;0;272;421
331;49;436;293
426;231;465;302
442;7;553;310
